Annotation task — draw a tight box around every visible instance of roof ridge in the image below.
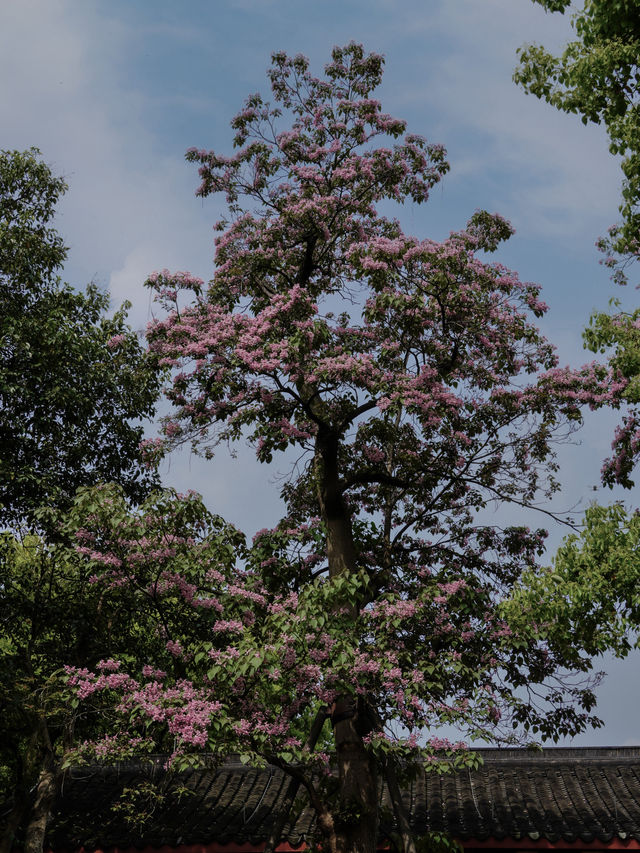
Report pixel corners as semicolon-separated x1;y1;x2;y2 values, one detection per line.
473;746;640;760
72;746;640;772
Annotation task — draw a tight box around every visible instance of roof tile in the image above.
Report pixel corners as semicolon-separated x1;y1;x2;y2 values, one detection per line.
41;748;640;851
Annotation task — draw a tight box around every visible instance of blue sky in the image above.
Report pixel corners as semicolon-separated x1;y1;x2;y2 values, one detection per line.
2;0;638;745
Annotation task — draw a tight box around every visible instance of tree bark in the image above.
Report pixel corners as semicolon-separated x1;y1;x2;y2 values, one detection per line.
332;713;379;853
315;431;380;853
316;431;358;581
385;762;417;853
22;764;58;853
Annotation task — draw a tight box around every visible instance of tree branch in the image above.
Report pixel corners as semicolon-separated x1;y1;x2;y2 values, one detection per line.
263;708;328;853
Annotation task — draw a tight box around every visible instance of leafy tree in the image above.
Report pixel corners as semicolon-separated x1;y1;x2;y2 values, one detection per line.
67;45;618;853
0;148;67;291
515;0;640;284
505;503;640;661
515;2;640;485
0;148;161;531
513;6;640;760
0;485;235;853
502;501;640;722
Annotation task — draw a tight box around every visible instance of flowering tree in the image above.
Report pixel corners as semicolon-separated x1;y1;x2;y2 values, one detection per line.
0;488;213;853
69;45;621;853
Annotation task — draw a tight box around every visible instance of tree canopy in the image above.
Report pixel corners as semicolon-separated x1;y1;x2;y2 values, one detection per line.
515;1;640;486
512;4;640;692
505;502;640;664
63;45;622;853
0;485;220;853
515;0;640;285
0;148;161;531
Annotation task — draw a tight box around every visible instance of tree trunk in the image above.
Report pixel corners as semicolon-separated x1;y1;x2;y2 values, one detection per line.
332;714;379;853
316;431;380;853
22;764;58;853
385;762;418;853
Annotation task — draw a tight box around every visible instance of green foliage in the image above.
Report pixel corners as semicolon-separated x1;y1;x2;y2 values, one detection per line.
0;149;162;531
503;503;640;663
108;780;195;833
415;832;463;853
515;0;640;281
516;2;640;486
0;147;68;292
0;487;211;848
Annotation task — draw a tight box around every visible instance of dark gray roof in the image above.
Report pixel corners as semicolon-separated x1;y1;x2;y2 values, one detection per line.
417;747;640;845
46;747;640;851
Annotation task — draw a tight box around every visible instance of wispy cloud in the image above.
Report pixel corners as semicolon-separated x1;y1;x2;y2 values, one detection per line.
383;0;621;243
0;0;219;329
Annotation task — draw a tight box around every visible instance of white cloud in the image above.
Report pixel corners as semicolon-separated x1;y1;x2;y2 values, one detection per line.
108;245;163;332
0;0;218;321
386;0;621;242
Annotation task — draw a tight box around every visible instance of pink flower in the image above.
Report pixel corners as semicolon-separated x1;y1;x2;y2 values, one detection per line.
107;334;126;349
165;639;184;657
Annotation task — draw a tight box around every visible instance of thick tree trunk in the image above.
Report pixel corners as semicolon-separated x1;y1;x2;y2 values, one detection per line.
22;764;58;853
317;434;358;581
332;714;379;853
315;431;380;853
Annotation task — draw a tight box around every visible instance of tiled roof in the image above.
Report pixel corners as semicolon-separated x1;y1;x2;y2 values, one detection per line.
45;747;640;851
416;747;640;845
